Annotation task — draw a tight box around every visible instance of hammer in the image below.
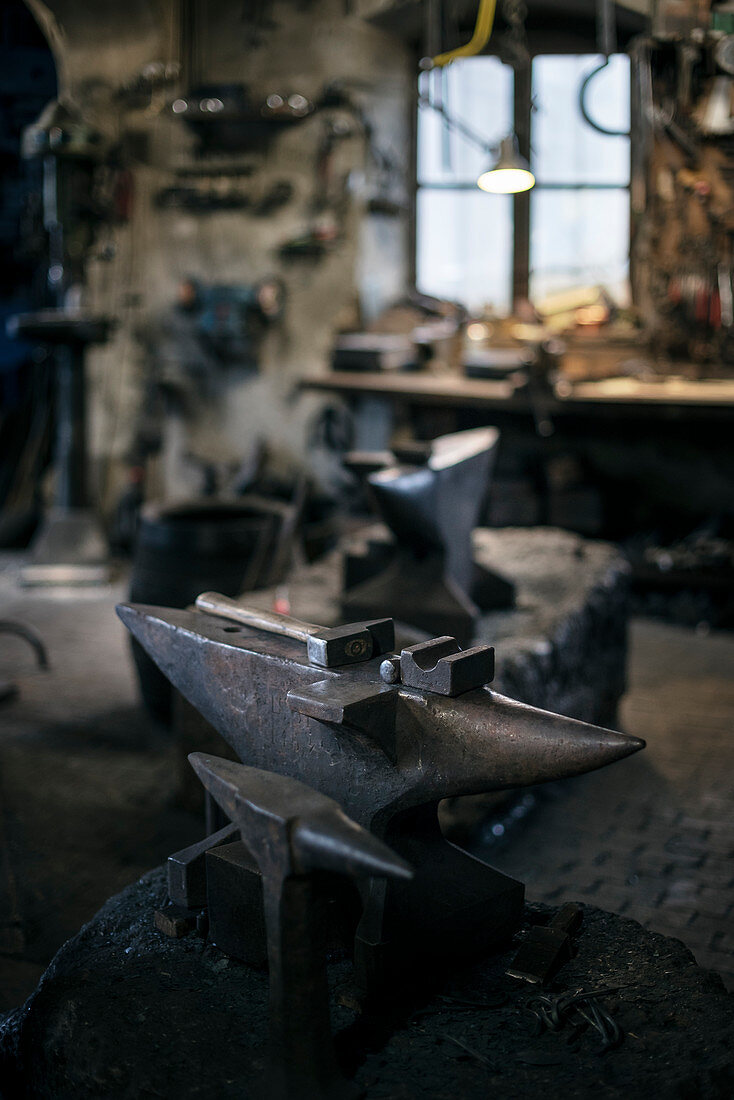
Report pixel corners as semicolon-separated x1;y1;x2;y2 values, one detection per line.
195;591;394;668
189;752;412;1100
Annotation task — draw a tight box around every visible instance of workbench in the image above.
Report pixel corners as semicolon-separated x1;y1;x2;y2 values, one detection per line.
302;372;734;531
302;370;734;419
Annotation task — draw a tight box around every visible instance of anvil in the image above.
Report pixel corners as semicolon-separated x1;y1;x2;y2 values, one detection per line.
118;601;644;990
341;427;515;643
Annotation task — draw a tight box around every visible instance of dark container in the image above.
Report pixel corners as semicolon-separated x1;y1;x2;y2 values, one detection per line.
129;496;290;722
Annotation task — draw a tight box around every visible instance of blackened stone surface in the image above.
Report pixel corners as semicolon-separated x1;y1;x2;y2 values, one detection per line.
249;526;629;728
473;528;628;726
2;867;732;1099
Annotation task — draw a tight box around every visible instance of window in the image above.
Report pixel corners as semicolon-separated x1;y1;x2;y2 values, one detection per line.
416;54;631;313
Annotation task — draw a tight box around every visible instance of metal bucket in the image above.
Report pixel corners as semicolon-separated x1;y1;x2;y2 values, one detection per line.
129;496;289;722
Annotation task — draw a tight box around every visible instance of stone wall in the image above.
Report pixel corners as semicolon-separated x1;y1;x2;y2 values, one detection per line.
26;0;413;505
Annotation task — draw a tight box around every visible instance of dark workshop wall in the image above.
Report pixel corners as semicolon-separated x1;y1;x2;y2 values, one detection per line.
24;0;413;504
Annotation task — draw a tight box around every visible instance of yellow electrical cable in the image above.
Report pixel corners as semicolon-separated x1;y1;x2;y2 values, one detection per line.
431;0;498;68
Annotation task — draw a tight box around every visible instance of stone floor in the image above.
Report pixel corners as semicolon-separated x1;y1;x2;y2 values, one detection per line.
482;618;734;990
0;558;202;1013
0;555;732;1016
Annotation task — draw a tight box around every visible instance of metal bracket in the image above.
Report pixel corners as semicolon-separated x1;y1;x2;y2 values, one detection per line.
399;636;495;696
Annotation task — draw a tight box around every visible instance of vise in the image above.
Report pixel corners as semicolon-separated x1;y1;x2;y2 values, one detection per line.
341;428;515;644
118;595;644;993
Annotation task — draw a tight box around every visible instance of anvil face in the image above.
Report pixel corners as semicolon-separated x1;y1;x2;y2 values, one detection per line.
118;603;644;835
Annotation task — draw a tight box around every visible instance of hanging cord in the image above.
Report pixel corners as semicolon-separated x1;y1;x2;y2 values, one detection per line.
417;91;496;156
503;0;529;67
580;63;630;137
579;0;630;137
431;0;498;68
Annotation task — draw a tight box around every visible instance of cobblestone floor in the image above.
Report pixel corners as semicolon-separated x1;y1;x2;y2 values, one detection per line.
484;618;734;989
0;563;201;1012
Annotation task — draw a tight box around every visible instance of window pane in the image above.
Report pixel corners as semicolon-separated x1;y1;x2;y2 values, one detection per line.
416;188;512;313
530;188;629;302
418;57;514;185
532;55;630;184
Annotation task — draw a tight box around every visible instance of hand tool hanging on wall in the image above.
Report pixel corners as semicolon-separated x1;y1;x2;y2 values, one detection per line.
117;596;644;994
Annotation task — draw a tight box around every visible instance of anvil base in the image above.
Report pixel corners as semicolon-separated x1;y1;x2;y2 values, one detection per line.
205;841;363;969
13;866;734;1100
354;839;523;994
184;829;523;996
341;545;515;646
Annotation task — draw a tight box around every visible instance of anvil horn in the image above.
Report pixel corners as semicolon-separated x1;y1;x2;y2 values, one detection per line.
189;752;412;882
404;689;645;799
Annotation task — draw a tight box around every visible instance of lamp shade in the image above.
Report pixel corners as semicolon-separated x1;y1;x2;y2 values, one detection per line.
477;135;535;194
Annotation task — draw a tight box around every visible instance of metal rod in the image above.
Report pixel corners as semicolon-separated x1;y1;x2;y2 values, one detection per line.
417;93;498;156
0;621;50;669
512;59;532;306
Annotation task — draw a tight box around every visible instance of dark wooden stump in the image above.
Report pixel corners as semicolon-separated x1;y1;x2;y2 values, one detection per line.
1;867;731;1099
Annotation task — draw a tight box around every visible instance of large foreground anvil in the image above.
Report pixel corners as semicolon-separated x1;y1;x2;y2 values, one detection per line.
118;600;644;990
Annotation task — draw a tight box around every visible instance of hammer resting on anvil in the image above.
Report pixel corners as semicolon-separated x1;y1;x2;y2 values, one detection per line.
117;596;644;992
189;752;411;1100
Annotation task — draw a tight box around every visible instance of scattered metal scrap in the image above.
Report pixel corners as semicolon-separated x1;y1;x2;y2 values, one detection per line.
526;986;625;1054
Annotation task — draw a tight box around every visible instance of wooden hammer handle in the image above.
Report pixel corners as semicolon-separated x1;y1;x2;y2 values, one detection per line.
195;592;317;643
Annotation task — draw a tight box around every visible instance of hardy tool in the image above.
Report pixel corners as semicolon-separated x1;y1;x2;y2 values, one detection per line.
117;598;645;991
188;752;411;1100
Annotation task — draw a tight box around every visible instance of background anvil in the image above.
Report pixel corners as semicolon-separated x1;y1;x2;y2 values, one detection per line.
341;427;516;643
118;602;644;990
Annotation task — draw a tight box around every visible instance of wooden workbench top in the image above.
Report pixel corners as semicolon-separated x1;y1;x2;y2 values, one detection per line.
301;370;734;411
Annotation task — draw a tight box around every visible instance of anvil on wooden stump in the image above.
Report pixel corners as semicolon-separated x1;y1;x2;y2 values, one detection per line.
341;428;516;645
118;594;644;997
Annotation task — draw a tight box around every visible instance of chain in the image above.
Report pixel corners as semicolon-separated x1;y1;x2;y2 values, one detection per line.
502;0;529;63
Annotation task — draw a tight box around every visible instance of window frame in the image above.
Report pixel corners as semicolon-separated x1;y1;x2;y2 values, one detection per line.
414;52;631;310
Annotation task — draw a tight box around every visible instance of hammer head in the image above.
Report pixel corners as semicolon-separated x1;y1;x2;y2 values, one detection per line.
306;617;395;668
189;752;412;883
